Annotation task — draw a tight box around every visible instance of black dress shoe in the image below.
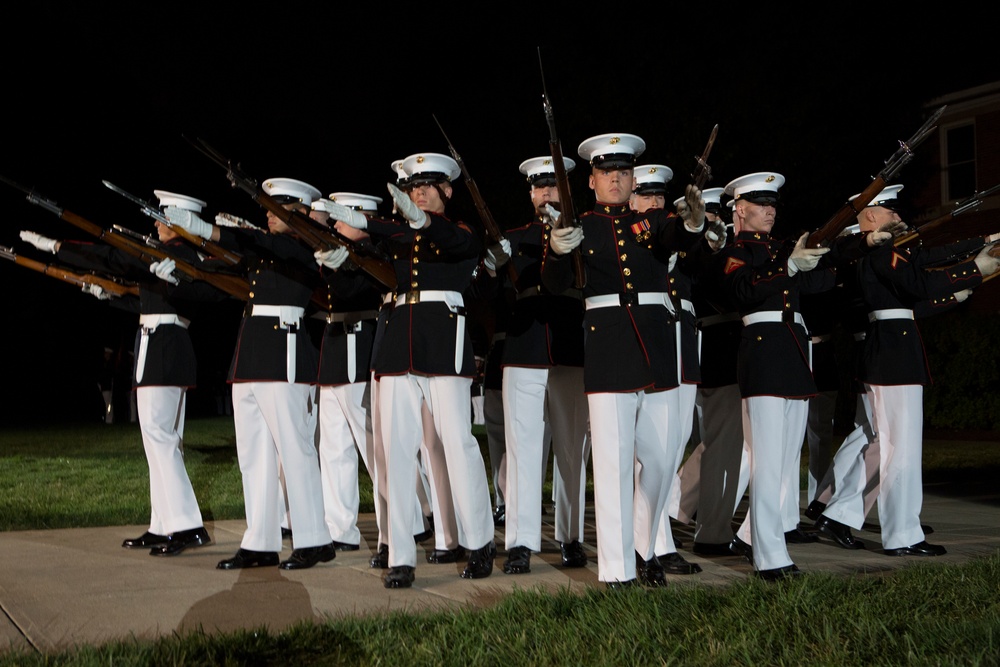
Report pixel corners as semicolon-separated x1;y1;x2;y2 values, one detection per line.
150;527;211;556
281;527;293;540
279;543;337;570
921;524;935;535
804;500;827;522
331;540;360;551
884;540;947;557
122;531;168;549
461;541;496;579
730;536;753;563
370;543;389;569
384;565;416;589
503;546;532;574
426;546;466;564
493;505;506;526
693;541;736;557
815;515;865;550
217;548;279;570
606;579;639;590
636;553;667;587
413;528;434;544
784;527;819;544
754;564;802;582
657;551;703;575
560;540;588;568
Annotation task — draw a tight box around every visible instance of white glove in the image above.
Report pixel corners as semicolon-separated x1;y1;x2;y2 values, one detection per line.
973;244;1000;277
149;258;179;285
312;200;367;230
387;182;428;230
314;246;349;270
705;219;727;250
985;232;1000;244
668;252;678;273
164;206;213;239
542;203;562;227
867;219;907;247
82;284;112;300
550;226;583;255
20;230;58;254
788;232;830;275
954;288;973;303
681;184;706;232
484;238;511;272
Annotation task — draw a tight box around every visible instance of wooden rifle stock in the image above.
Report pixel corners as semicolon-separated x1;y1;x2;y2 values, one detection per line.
254;191;397;291
692;124;719;190
539;49;585;288
58;210;251;300
432;114;519;286
0;247;139;297
184;136;396;291
896;183;1000;248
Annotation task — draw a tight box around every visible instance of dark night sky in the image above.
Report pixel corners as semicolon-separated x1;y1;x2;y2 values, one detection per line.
2;10;996;424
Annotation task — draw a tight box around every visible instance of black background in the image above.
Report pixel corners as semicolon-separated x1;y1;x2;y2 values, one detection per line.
2;9;995;424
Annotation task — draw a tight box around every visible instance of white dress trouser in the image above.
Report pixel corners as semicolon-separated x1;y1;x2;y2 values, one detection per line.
318;382;372;545
380;374;493;568
664;382;699;523
136;386;203;535
740;395;808;571
867;383;925;549
370;374;427;546
232;381;330;552
818;392;880;529
588;389;676;583
503;365;589;551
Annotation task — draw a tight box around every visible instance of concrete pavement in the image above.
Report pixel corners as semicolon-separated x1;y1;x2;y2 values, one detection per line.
2;446;999;656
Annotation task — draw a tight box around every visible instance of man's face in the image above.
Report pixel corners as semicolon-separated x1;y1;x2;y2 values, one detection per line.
589;168;634;205
155;219;178;243
734;200;776;235
267;203;304;235
630;193;665;213
310;209;331;227
858;205;900;233
335;219;368;241
408;182;451;214
529;184;559;214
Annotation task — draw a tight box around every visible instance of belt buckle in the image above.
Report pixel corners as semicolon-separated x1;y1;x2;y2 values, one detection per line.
621;292;637;307
406;292;420;305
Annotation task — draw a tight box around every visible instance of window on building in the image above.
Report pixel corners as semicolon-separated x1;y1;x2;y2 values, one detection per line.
944;123;976;202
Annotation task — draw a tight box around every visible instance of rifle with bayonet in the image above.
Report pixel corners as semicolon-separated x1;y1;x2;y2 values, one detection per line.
538;48;585;289
691;124;719;190
806;104;947;249
183;136;397;291
895;183;1000;247
102;180;243;265
432;114;519;286
0;244;140;297
0;174;251;300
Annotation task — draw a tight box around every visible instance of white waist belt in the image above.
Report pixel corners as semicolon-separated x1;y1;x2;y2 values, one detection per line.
139;313;190;330
742;311;806;327
381;292;396;308
395;290;466;373
136;313;190;383
328;310;377;382
680;299;695;315
585;292;674;312
869;308;914;322
251;304;304;383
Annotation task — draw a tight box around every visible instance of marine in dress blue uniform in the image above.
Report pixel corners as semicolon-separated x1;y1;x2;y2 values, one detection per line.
28;190;226;556
819;185;1000;555
541;133;710;586
167;177;336;570
324;153;496;588
489;155;591;575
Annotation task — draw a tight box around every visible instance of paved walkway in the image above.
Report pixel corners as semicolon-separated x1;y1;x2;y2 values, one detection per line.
2;446;999;656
